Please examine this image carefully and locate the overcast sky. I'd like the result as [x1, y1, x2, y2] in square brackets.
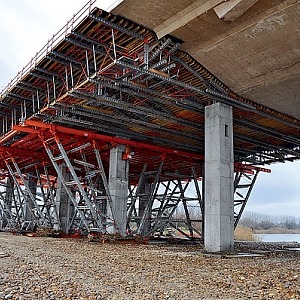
[0, 0, 299, 217]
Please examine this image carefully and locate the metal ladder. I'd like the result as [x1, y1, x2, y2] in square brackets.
[42, 135, 116, 233]
[234, 168, 260, 228]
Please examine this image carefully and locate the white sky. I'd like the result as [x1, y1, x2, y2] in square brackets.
[0, 0, 299, 217]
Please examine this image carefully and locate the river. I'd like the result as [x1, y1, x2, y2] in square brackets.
[256, 233, 300, 243]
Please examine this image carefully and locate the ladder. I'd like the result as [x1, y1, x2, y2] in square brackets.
[234, 168, 259, 228]
[42, 135, 116, 233]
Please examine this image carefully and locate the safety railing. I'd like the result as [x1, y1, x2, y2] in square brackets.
[0, 0, 97, 96]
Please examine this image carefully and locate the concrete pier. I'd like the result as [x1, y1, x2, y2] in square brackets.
[109, 144, 129, 236]
[204, 102, 234, 252]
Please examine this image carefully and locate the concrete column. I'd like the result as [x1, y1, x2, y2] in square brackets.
[138, 176, 151, 236]
[24, 172, 37, 229]
[204, 102, 234, 252]
[108, 144, 129, 236]
[56, 163, 72, 234]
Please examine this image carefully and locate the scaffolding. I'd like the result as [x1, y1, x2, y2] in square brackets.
[0, 2, 299, 238]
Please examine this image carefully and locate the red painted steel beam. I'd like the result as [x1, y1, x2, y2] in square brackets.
[235, 163, 271, 174]
[0, 130, 19, 145]
[14, 120, 205, 160]
[0, 145, 47, 160]
[13, 120, 271, 173]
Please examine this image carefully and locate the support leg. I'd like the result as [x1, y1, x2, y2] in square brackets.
[24, 172, 37, 230]
[138, 176, 151, 236]
[108, 145, 129, 236]
[56, 163, 72, 234]
[2, 177, 14, 228]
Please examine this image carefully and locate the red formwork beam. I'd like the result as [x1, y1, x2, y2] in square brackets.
[13, 120, 271, 174]
[235, 163, 271, 174]
[0, 130, 19, 145]
[14, 120, 205, 160]
[0, 145, 47, 160]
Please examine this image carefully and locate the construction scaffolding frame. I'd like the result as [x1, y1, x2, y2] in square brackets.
[0, 2, 298, 239]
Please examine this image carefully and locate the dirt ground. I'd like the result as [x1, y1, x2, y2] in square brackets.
[0, 232, 299, 300]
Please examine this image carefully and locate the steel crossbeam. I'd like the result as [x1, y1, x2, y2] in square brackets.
[53, 103, 202, 141]
[88, 14, 145, 40]
[235, 119, 300, 145]
[115, 59, 256, 111]
[14, 119, 205, 160]
[89, 77, 206, 119]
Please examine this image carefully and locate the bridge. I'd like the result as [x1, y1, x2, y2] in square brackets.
[0, 0, 299, 252]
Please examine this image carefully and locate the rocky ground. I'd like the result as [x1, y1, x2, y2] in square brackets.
[0, 232, 299, 300]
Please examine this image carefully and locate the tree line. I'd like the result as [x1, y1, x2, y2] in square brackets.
[240, 211, 300, 230]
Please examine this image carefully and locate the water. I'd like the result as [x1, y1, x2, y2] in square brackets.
[256, 233, 300, 243]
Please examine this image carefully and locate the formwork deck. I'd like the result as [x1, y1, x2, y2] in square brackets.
[0, 4, 299, 179]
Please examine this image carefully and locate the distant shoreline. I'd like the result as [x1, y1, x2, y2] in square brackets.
[254, 228, 300, 234]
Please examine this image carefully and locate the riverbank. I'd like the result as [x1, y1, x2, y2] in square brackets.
[254, 228, 300, 234]
[0, 232, 299, 299]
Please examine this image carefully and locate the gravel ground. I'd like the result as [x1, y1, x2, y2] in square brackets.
[0, 232, 299, 300]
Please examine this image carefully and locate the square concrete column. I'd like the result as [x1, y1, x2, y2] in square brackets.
[204, 102, 234, 252]
[108, 144, 129, 236]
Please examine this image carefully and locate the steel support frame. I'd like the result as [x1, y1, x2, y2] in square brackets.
[233, 168, 260, 228]
[0, 1, 276, 238]
[0, 177, 16, 230]
[1, 114, 268, 238]
[41, 134, 117, 234]
[4, 158, 47, 229]
[127, 162, 203, 239]
[0, 160, 261, 239]
[0, 164, 59, 231]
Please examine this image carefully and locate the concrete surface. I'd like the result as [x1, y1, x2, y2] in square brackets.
[113, 0, 300, 120]
[204, 103, 234, 252]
